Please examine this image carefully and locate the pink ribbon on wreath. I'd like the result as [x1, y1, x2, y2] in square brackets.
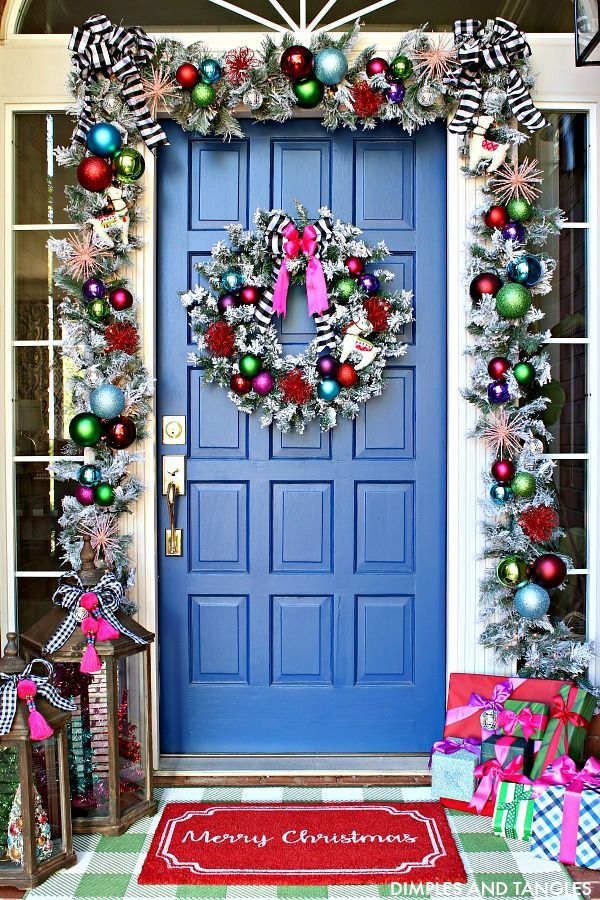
[534, 755, 600, 864]
[445, 678, 525, 740]
[272, 223, 329, 318]
[469, 755, 524, 813]
[498, 706, 547, 740]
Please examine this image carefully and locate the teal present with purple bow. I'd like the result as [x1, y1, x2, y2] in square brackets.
[430, 737, 481, 803]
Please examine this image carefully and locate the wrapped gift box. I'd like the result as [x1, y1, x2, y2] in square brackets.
[430, 738, 480, 803]
[481, 734, 534, 776]
[498, 700, 548, 741]
[529, 683, 596, 779]
[493, 780, 535, 841]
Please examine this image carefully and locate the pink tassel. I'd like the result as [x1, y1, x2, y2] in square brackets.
[16, 679, 54, 740]
[80, 616, 102, 674]
[96, 616, 120, 642]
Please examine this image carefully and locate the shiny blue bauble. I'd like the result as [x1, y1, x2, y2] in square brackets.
[86, 123, 122, 158]
[490, 482, 513, 505]
[199, 58, 222, 84]
[318, 379, 341, 401]
[220, 270, 245, 292]
[90, 384, 126, 420]
[514, 582, 551, 619]
[313, 47, 348, 86]
[78, 464, 102, 487]
[487, 380, 510, 404]
[506, 254, 544, 288]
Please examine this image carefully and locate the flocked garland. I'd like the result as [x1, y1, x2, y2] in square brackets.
[47, 13, 595, 686]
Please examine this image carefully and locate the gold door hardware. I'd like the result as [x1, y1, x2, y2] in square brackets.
[162, 455, 185, 496]
[162, 415, 186, 445]
[165, 481, 183, 556]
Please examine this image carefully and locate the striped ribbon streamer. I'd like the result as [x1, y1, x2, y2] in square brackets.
[0, 660, 75, 735]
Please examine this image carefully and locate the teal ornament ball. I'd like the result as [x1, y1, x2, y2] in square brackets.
[510, 471, 537, 500]
[389, 54, 413, 80]
[318, 379, 341, 401]
[495, 283, 532, 319]
[506, 197, 533, 222]
[112, 147, 145, 183]
[506, 254, 544, 288]
[314, 48, 348, 85]
[69, 412, 102, 448]
[199, 58, 222, 84]
[220, 270, 244, 292]
[78, 464, 102, 487]
[292, 76, 325, 109]
[490, 482, 513, 505]
[336, 277, 356, 301]
[497, 555, 529, 589]
[191, 81, 216, 108]
[90, 384, 125, 420]
[514, 583, 550, 619]
[86, 123, 122, 158]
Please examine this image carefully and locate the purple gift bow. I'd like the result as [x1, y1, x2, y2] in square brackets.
[445, 677, 526, 739]
[428, 737, 481, 768]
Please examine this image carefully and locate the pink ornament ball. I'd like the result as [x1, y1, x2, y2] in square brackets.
[252, 371, 275, 396]
[75, 484, 96, 505]
[345, 256, 365, 277]
[366, 57, 389, 77]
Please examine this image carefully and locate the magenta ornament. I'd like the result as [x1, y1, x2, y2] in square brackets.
[252, 371, 275, 396]
[316, 355, 338, 378]
[366, 57, 389, 77]
[217, 293, 238, 314]
[75, 484, 95, 506]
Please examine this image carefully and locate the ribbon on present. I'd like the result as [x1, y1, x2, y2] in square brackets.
[69, 14, 169, 151]
[530, 685, 593, 778]
[253, 212, 335, 351]
[428, 737, 481, 767]
[0, 659, 75, 740]
[470, 755, 524, 813]
[445, 677, 524, 740]
[535, 755, 600, 865]
[496, 782, 533, 839]
[498, 705, 547, 741]
[446, 18, 547, 135]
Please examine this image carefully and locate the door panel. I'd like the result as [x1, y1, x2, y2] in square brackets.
[157, 118, 447, 754]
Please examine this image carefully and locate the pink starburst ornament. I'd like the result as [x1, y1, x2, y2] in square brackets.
[412, 37, 457, 83]
[80, 512, 120, 565]
[480, 408, 531, 458]
[64, 231, 108, 282]
[489, 157, 543, 205]
[140, 65, 178, 119]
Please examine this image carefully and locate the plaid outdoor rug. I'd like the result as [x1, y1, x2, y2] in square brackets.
[25, 786, 574, 899]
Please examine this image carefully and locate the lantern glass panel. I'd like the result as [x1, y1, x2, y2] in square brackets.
[0, 746, 23, 870]
[575, 0, 600, 64]
[31, 737, 65, 861]
[117, 654, 147, 813]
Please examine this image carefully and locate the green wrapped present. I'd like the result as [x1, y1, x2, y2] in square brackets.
[493, 780, 535, 841]
[497, 700, 548, 741]
[529, 683, 595, 779]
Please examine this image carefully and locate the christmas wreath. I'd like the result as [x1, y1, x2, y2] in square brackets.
[182, 204, 413, 432]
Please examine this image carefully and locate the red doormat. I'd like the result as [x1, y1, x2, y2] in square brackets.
[139, 802, 467, 886]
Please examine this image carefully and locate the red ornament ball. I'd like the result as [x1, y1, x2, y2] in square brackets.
[230, 373, 252, 396]
[366, 57, 389, 77]
[77, 156, 113, 192]
[491, 458, 515, 484]
[336, 363, 359, 388]
[205, 320, 236, 357]
[104, 322, 139, 356]
[487, 356, 511, 380]
[364, 297, 391, 332]
[470, 272, 503, 301]
[518, 505, 560, 543]
[279, 368, 314, 405]
[280, 45, 314, 79]
[176, 63, 199, 89]
[345, 256, 365, 278]
[104, 415, 137, 450]
[530, 553, 567, 589]
[350, 80, 384, 118]
[108, 287, 133, 311]
[484, 205, 509, 230]
[239, 285, 262, 305]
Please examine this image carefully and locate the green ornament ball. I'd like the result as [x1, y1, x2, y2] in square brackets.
[506, 197, 533, 222]
[94, 482, 115, 507]
[191, 81, 216, 108]
[495, 283, 532, 319]
[497, 554, 529, 589]
[112, 147, 145, 183]
[389, 54, 413, 80]
[513, 361, 536, 388]
[510, 471, 537, 499]
[69, 412, 102, 448]
[239, 354, 262, 379]
[292, 76, 324, 109]
[88, 298, 111, 322]
[336, 277, 356, 301]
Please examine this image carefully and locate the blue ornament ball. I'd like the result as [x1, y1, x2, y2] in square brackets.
[78, 464, 102, 487]
[490, 482, 513, 505]
[318, 379, 341, 401]
[86, 123, 122, 158]
[199, 58, 222, 84]
[514, 583, 551, 619]
[487, 380, 510, 404]
[220, 270, 244, 292]
[313, 47, 348, 86]
[506, 254, 544, 288]
[90, 384, 126, 420]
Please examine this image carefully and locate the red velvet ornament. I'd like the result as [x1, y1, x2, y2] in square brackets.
[345, 256, 365, 278]
[484, 205, 509, 230]
[366, 57, 389, 77]
[205, 320, 236, 357]
[104, 322, 139, 355]
[470, 273, 503, 301]
[487, 356, 511, 380]
[176, 63, 199, 89]
[336, 363, 359, 388]
[530, 553, 567, 589]
[491, 458, 515, 484]
[77, 156, 113, 192]
[518, 505, 560, 543]
[279, 369, 314, 405]
[363, 297, 391, 332]
[350, 80, 384, 118]
[280, 46, 313, 79]
[108, 287, 134, 311]
[239, 285, 262, 305]
[230, 373, 252, 396]
[104, 415, 137, 450]
[224, 47, 257, 86]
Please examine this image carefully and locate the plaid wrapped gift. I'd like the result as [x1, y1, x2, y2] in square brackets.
[530, 683, 595, 778]
[481, 734, 534, 776]
[531, 756, 600, 869]
[430, 737, 481, 802]
[498, 700, 548, 741]
[493, 779, 535, 841]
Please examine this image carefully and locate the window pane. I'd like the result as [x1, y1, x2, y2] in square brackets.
[16, 577, 58, 634]
[15, 114, 73, 225]
[542, 343, 586, 455]
[15, 229, 65, 341]
[15, 346, 72, 456]
[529, 231, 587, 339]
[525, 113, 588, 223]
[550, 575, 587, 638]
[555, 459, 587, 569]
[16, 462, 69, 572]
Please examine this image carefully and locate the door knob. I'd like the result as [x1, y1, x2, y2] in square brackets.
[165, 481, 183, 556]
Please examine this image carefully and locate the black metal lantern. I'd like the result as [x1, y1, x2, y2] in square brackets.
[575, 0, 600, 65]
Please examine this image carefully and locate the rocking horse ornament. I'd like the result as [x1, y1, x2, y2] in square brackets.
[467, 115, 510, 172]
[87, 182, 131, 248]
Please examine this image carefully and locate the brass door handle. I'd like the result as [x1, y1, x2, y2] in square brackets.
[165, 481, 183, 556]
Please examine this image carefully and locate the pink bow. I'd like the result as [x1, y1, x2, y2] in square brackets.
[469, 755, 524, 813]
[445, 678, 524, 740]
[498, 706, 546, 740]
[535, 755, 600, 864]
[272, 223, 329, 318]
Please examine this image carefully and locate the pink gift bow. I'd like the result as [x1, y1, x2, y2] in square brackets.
[272, 222, 329, 318]
[533, 755, 600, 865]
[445, 677, 526, 740]
[469, 754, 524, 813]
[428, 737, 481, 767]
[498, 705, 547, 740]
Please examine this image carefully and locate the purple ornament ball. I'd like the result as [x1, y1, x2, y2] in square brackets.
[82, 278, 106, 301]
[75, 484, 96, 506]
[487, 380, 510, 404]
[385, 81, 405, 103]
[316, 355, 338, 378]
[217, 293, 238, 314]
[358, 273, 380, 295]
[252, 371, 275, 396]
[501, 221, 526, 242]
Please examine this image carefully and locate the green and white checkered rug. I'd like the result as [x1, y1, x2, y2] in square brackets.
[25, 786, 574, 900]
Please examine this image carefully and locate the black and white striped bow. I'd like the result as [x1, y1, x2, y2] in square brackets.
[69, 14, 168, 152]
[44, 571, 147, 655]
[253, 212, 336, 352]
[0, 660, 75, 735]
[446, 18, 547, 135]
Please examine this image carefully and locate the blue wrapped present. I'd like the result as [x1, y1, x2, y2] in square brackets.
[430, 737, 481, 803]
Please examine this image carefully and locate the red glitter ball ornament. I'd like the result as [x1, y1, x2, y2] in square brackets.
[350, 80, 384, 118]
[176, 63, 199, 89]
[337, 363, 359, 388]
[230, 373, 252, 395]
[77, 156, 113, 192]
[279, 368, 314, 405]
[205, 320, 236, 357]
[364, 297, 391, 332]
[104, 322, 139, 355]
[518, 505, 560, 543]
[345, 256, 365, 277]
[485, 205, 509, 230]
[491, 458, 515, 484]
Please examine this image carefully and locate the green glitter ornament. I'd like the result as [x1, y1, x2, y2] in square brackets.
[510, 471, 537, 500]
[191, 82, 216, 108]
[389, 55, 413, 79]
[506, 198, 533, 222]
[336, 278, 356, 301]
[495, 283, 532, 319]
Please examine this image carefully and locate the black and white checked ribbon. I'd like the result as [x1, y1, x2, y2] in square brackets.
[0, 659, 75, 735]
[69, 14, 168, 152]
[446, 18, 547, 135]
[44, 571, 147, 655]
[253, 212, 336, 352]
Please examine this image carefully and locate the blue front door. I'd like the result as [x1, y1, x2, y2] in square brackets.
[157, 118, 447, 754]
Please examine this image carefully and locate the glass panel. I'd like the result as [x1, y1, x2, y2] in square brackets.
[525, 113, 588, 223]
[117, 655, 147, 812]
[17, 577, 59, 634]
[576, 0, 600, 65]
[15, 114, 73, 226]
[31, 736, 65, 861]
[540, 230, 587, 339]
[542, 343, 587, 454]
[16, 462, 69, 573]
[15, 229, 66, 341]
[555, 459, 587, 569]
[15, 346, 72, 456]
[0, 746, 22, 869]
[550, 575, 587, 638]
